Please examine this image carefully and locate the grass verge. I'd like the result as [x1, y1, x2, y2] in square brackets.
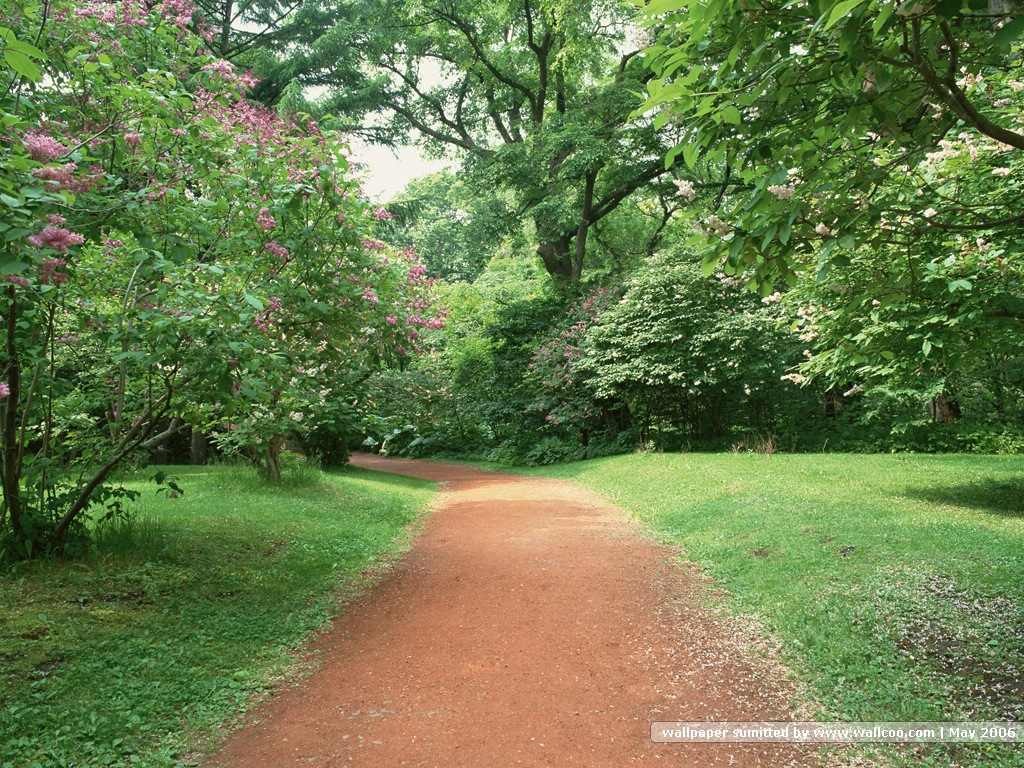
[0, 462, 435, 768]
[526, 453, 1024, 768]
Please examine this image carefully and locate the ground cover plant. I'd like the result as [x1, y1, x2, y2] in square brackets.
[529, 452, 1024, 767]
[0, 462, 434, 768]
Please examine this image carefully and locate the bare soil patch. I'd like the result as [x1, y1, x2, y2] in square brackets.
[207, 454, 822, 767]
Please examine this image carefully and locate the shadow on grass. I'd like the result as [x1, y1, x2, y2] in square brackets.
[334, 465, 439, 492]
[901, 479, 1024, 517]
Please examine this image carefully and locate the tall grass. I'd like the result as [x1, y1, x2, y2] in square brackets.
[0, 462, 435, 768]
[529, 453, 1024, 767]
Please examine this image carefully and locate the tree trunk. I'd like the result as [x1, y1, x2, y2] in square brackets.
[536, 235, 573, 280]
[572, 171, 597, 283]
[1, 287, 23, 538]
[927, 393, 961, 423]
[190, 428, 208, 465]
[264, 435, 284, 482]
[220, 0, 233, 57]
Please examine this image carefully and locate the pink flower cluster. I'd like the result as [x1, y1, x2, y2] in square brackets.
[27, 225, 85, 254]
[265, 241, 288, 258]
[32, 163, 104, 193]
[372, 207, 394, 221]
[23, 131, 68, 162]
[34, 163, 77, 189]
[253, 296, 282, 331]
[257, 208, 277, 230]
[38, 258, 69, 285]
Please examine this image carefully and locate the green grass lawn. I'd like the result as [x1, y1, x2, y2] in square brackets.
[0, 462, 435, 768]
[527, 452, 1024, 767]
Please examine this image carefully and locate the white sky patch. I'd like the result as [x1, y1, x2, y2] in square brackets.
[350, 140, 451, 201]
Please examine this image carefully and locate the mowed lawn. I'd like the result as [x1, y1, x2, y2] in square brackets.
[0, 464, 435, 768]
[529, 453, 1024, 767]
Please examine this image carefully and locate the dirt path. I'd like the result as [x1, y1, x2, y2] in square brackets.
[207, 455, 820, 767]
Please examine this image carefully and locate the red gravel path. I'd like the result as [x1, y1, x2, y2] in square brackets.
[207, 455, 821, 767]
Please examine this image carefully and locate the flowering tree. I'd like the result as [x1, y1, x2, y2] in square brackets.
[635, 0, 1023, 440]
[528, 285, 623, 439]
[637, 0, 1024, 285]
[0, 0, 439, 555]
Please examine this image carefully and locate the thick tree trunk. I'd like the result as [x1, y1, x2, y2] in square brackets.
[190, 428, 208, 465]
[536, 236, 574, 280]
[264, 435, 284, 482]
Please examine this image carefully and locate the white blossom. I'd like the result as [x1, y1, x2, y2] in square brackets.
[674, 178, 697, 202]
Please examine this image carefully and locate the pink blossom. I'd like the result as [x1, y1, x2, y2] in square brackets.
[124, 131, 142, 147]
[33, 163, 77, 189]
[385, 313, 398, 325]
[0, 382, 9, 399]
[3, 275, 31, 287]
[200, 60, 235, 76]
[265, 241, 288, 258]
[27, 226, 85, 254]
[23, 131, 68, 162]
[257, 208, 277, 230]
[362, 287, 379, 304]
[252, 297, 282, 331]
[46, 214, 67, 226]
[768, 184, 795, 200]
[407, 264, 427, 279]
[38, 258, 69, 285]
[372, 207, 394, 220]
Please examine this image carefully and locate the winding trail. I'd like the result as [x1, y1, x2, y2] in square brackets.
[208, 455, 820, 767]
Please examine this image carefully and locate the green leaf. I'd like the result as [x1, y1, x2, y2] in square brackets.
[872, 0, 896, 34]
[993, 16, 1024, 49]
[947, 279, 972, 292]
[7, 39, 44, 61]
[0, 259, 28, 276]
[720, 105, 742, 125]
[824, 0, 870, 30]
[922, 338, 932, 356]
[4, 49, 41, 81]
[244, 294, 264, 311]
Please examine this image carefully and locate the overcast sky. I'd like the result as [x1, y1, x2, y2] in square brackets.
[349, 141, 451, 202]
